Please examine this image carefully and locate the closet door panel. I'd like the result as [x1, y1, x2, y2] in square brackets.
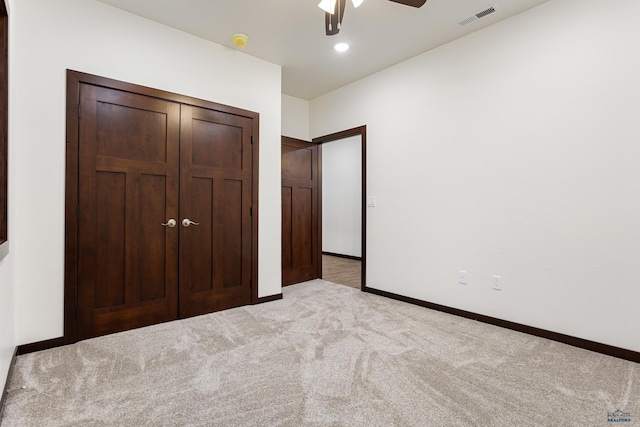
[77, 84, 180, 339]
[179, 105, 253, 318]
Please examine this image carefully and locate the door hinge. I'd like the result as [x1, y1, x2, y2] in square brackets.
[251, 135, 254, 144]
[78, 104, 81, 118]
[250, 207, 253, 216]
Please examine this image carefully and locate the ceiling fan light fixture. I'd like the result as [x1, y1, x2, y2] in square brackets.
[318, 0, 337, 14]
[352, 0, 364, 7]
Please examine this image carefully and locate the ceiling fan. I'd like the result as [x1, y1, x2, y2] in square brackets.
[319, 0, 427, 35]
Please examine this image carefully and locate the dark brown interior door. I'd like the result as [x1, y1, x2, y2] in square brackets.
[77, 84, 180, 339]
[281, 137, 319, 286]
[75, 76, 257, 340]
[178, 105, 253, 317]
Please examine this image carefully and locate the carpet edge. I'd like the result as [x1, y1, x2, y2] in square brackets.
[363, 286, 640, 364]
[0, 345, 17, 422]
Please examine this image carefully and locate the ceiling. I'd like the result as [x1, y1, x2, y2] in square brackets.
[97, 0, 550, 100]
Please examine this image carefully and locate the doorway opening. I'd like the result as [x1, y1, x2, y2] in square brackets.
[313, 126, 366, 290]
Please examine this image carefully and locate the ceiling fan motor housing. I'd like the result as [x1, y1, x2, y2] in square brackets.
[324, 0, 427, 36]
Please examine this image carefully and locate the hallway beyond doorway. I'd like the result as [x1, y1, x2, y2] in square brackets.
[322, 254, 361, 289]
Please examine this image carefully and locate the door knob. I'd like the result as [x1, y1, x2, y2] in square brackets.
[182, 218, 200, 227]
[161, 219, 177, 228]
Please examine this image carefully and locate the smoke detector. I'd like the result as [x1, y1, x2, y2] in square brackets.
[232, 33, 249, 48]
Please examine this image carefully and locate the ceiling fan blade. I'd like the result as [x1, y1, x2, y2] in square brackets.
[325, 0, 347, 35]
[387, 0, 427, 7]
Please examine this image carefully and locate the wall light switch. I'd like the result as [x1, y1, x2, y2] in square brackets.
[492, 275, 502, 290]
[458, 270, 467, 285]
[367, 197, 376, 207]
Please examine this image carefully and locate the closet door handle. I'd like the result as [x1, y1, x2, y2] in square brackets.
[161, 219, 177, 228]
[182, 218, 200, 227]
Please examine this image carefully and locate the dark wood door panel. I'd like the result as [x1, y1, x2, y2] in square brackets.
[192, 120, 242, 170]
[92, 300, 178, 337]
[188, 176, 214, 294]
[190, 107, 252, 172]
[282, 144, 313, 180]
[77, 83, 180, 339]
[281, 137, 319, 286]
[139, 173, 170, 301]
[217, 179, 245, 289]
[94, 170, 126, 309]
[96, 102, 168, 163]
[292, 186, 313, 267]
[282, 185, 318, 285]
[179, 105, 253, 318]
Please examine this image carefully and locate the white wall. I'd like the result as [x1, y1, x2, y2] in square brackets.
[0, 0, 15, 398]
[281, 94, 310, 141]
[0, 252, 14, 396]
[310, 0, 640, 352]
[11, 0, 282, 346]
[322, 136, 362, 257]
[0, 254, 14, 395]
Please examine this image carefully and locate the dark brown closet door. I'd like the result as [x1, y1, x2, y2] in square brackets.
[77, 84, 180, 339]
[178, 105, 253, 317]
[281, 138, 319, 285]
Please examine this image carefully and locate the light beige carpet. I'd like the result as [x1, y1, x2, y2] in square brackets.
[2, 280, 638, 426]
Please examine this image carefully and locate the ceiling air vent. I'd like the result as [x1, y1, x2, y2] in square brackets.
[457, 4, 498, 27]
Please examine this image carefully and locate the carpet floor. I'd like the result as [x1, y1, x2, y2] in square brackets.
[2, 280, 638, 426]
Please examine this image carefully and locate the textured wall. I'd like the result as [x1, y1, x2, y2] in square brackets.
[310, 0, 640, 351]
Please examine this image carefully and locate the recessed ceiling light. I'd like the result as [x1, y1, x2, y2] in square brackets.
[334, 43, 349, 52]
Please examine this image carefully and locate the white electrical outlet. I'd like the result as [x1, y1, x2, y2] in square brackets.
[492, 275, 502, 290]
[458, 270, 467, 285]
[367, 197, 376, 207]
